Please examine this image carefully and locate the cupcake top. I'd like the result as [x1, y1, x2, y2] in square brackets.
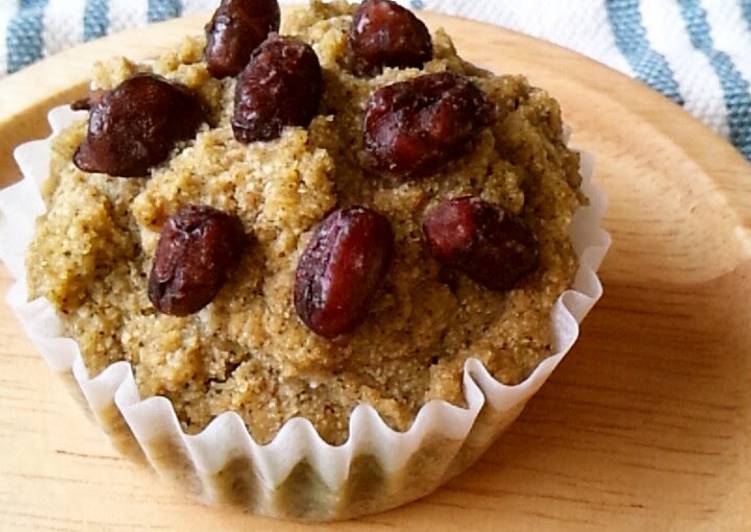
[27, 0, 582, 445]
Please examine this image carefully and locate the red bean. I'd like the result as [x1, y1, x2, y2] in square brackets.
[362, 72, 494, 178]
[148, 205, 246, 316]
[204, 0, 280, 79]
[423, 197, 538, 291]
[232, 34, 322, 143]
[294, 206, 394, 339]
[73, 74, 205, 178]
[349, 0, 432, 76]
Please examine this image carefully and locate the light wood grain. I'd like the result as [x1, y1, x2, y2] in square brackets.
[1, 11, 750, 532]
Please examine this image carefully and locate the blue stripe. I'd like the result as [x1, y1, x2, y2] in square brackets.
[6, 0, 49, 74]
[680, 0, 751, 161]
[148, 0, 182, 23]
[84, 0, 109, 42]
[741, 0, 751, 33]
[606, 0, 684, 105]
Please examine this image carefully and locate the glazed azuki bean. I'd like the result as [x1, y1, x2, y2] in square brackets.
[294, 206, 394, 339]
[204, 0, 281, 79]
[73, 74, 205, 178]
[362, 72, 494, 178]
[148, 205, 246, 316]
[423, 197, 539, 291]
[232, 34, 322, 143]
[349, 0, 432, 77]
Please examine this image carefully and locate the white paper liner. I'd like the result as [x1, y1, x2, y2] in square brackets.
[0, 106, 611, 520]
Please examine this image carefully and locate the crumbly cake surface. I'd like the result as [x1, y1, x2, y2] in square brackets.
[27, 0, 582, 445]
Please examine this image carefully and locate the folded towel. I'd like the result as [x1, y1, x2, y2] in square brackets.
[2, 0, 749, 160]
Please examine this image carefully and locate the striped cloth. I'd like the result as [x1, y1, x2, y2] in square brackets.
[1, 0, 750, 160]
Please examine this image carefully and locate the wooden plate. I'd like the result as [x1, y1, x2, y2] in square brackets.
[1, 11, 750, 531]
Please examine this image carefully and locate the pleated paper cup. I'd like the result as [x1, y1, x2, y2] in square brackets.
[0, 106, 610, 521]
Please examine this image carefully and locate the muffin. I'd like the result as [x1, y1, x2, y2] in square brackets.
[1, 0, 610, 521]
